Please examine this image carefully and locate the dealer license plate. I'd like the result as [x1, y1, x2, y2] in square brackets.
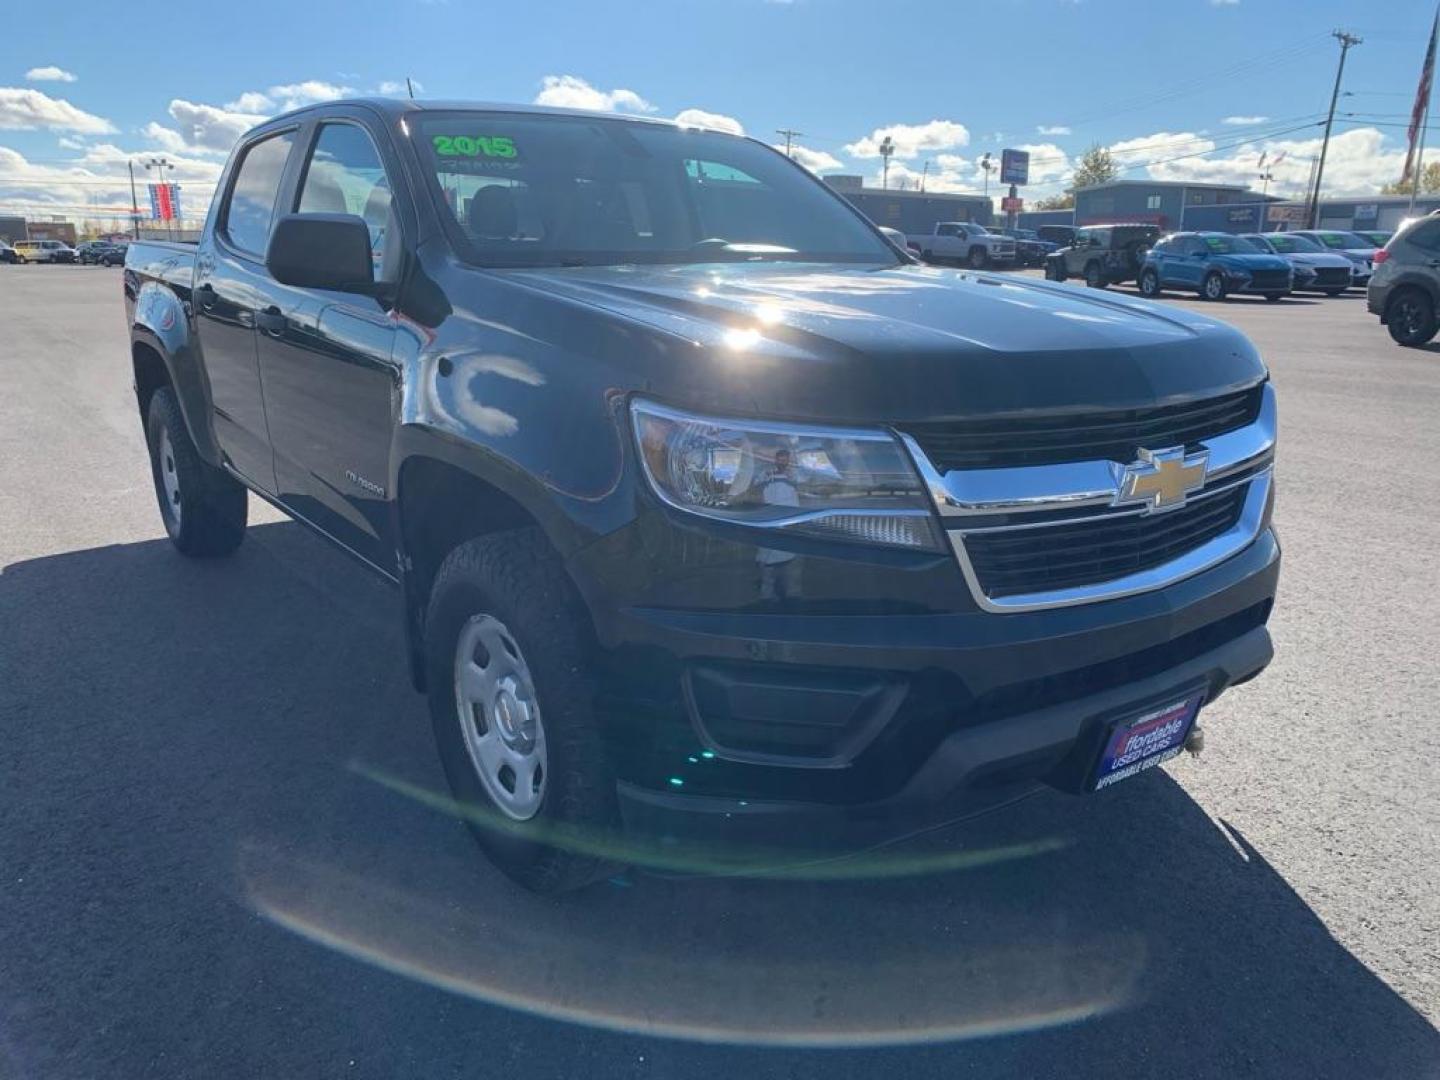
[1090, 694, 1202, 791]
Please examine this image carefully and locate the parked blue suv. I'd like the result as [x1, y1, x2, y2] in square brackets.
[1138, 232, 1293, 302]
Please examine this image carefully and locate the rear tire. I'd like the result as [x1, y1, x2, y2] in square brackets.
[145, 387, 247, 556]
[1084, 261, 1106, 289]
[1138, 269, 1162, 298]
[1386, 287, 1439, 346]
[425, 529, 620, 894]
[1201, 272, 1227, 301]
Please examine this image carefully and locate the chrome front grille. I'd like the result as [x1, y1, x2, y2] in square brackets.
[900, 382, 1276, 611]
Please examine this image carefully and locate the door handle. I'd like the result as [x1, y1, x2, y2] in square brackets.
[255, 306, 287, 337]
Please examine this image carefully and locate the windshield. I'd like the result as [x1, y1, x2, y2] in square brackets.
[1201, 234, 1260, 254]
[415, 113, 896, 268]
[1314, 231, 1370, 249]
[1265, 234, 1321, 253]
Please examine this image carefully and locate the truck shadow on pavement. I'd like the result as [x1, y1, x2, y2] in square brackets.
[2, 519, 1436, 1079]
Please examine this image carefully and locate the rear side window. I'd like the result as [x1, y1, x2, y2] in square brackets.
[224, 131, 295, 257]
[297, 123, 397, 279]
[1403, 220, 1440, 252]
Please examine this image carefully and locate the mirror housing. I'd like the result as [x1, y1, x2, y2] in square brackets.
[266, 213, 375, 292]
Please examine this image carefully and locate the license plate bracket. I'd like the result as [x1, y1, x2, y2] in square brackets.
[1088, 691, 1204, 792]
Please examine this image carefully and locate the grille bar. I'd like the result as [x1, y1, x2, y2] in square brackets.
[907, 385, 1263, 471]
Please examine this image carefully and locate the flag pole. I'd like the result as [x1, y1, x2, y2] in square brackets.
[1412, 89, 1433, 214]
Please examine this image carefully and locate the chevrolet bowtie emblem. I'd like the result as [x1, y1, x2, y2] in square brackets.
[1114, 446, 1210, 512]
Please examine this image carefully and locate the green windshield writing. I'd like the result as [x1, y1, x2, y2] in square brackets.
[433, 135, 517, 159]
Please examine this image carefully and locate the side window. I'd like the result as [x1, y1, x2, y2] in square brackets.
[224, 131, 295, 257]
[298, 123, 397, 279]
[1145, 194, 1162, 210]
[1404, 220, 1440, 251]
[1151, 238, 1170, 255]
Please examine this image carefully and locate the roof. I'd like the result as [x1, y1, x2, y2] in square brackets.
[1074, 179, 1256, 193]
[264, 96, 707, 131]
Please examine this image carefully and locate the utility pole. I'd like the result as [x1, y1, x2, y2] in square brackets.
[879, 136, 895, 190]
[980, 152, 995, 197]
[1309, 29, 1362, 228]
[920, 159, 930, 192]
[406, 77, 416, 100]
[127, 160, 140, 241]
[776, 128, 803, 158]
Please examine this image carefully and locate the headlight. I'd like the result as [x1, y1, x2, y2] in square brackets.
[631, 399, 942, 551]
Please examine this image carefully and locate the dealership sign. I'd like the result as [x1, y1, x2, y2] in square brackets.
[1000, 149, 1030, 186]
[1266, 204, 1308, 224]
[1001, 195, 1024, 212]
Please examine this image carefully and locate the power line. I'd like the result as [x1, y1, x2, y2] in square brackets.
[776, 128, 803, 157]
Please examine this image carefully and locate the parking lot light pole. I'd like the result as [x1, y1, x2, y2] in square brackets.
[127, 161, 140, 241]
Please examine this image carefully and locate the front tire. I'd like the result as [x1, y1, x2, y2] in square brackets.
[1201, 272, 1227, 301]
[1084, 261, 1106, 289]
[1138, 269, 1162, 298]
[968, 247, 988, 269]
[145, 387, 248, 556]
[425, 529, 620, 894]
[1386, 288, 1439, 346]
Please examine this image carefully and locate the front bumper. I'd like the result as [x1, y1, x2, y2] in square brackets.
[596, 527, 1279, 814]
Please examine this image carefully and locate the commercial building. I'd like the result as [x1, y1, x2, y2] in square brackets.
[1070, 180, 1273, 230]
[825, 175, 995, 231]
[0, 215, 26, 243]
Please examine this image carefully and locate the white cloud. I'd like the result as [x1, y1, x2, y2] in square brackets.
[1009, 142, 1071, 185]
[378, 79, 422, 96]
[1107, 125, 1403, 197]
[533, 75, 654, 113]
[141, 122, 189, 154]
[166, 99, 268, 153]
[0, 143, 223, 223]
[845, 120, 969, 160]
[784, 144, 843, 172]
[1223, 115, 1269, 125]
[674, 107, 744, 135]
[1037, 124, 1070, 136]
[25, 66, 77, 83]
[0, 87, 114, 133]
[56, 135, 86, 150]
[224, 91, 274, 113]
[266, 80, 353, 111]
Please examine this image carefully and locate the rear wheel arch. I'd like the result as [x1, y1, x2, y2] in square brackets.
[132, 341, 170, 423]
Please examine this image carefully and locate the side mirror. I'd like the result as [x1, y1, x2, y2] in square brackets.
[266, 213, 375, 292]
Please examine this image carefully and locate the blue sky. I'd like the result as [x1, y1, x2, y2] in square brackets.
[4, 0, 1439, 226]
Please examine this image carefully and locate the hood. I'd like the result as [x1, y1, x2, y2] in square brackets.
[1211, 253, 1291, 271]
[505, 262, 1266, 423]
[1286, 251, 1355, 269]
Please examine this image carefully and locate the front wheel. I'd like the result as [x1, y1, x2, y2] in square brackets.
[1084, 261, 1106, 289]
[145, 387, 248, 556]
[1386, 288, 1439, 346]
[1201, 272, 1228, 301]
[1138, 269, 1162, 298]
[968, 247, 988, 269]
[425, 529, 620, 894]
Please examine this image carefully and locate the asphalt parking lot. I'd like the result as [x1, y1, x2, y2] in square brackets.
[1, 264, 1437, 1078]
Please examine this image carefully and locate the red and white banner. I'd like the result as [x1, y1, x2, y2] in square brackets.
[1402, 8, 1439, 185]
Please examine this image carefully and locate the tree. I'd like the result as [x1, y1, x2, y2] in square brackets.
[1034, 192, 1075, 210]
[1381, 160, 1440, 195]
[1071, 144, 1120, 190]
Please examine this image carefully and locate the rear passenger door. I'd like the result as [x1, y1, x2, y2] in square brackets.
[1171, 236, 1206, 288]
[252, 115, 405, 574]
[195, 126, 299, 491]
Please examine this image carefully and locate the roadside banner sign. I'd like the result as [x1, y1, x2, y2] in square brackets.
[1001, 195, 1024, 212]
[1000, 149, 1030, 186]
[147, 183, 181, 221]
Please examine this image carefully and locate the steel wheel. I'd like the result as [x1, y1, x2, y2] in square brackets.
[156, 426, 183, 531]
[453, 613, 547, 821]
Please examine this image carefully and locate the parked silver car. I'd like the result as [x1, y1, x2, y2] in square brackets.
[1242, 233, 1355, 296]
[1367, 213, 1440, 346]
[1287, 229, 1378, 288]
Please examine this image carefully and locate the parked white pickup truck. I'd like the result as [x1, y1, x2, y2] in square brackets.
[907, 222, 1016, 268]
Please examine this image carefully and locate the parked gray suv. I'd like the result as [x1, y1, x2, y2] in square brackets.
[1367, 213, 1440, 346]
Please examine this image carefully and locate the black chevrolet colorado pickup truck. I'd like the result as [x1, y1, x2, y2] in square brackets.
[124, 100, 1279, 892]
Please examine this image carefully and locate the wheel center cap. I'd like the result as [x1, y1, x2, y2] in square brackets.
[493, 676, 535, 751]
